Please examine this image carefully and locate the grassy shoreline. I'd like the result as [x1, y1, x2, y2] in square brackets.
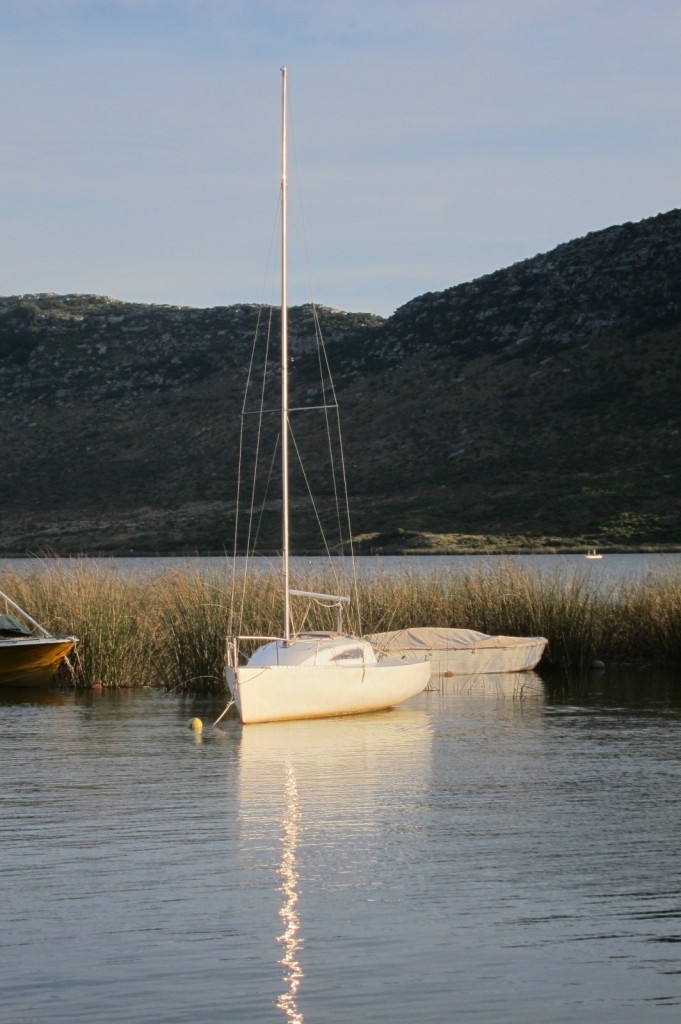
[2, 560, 681, 690]
[2, 536, 681, 560]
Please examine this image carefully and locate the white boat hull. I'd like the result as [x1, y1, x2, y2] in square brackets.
[366, 627, 547, 676]
[226, 659, 431, 724]
[429, 639, 545, 675]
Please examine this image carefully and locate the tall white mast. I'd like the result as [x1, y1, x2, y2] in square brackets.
[280, 65, 291, 643]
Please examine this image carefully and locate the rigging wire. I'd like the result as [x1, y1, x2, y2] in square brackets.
[229, 200, 280, 636]
[230, 78, 362, 639]
[287, 99, 362, 626]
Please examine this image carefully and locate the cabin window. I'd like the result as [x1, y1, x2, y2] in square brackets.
[332, 649, 363, 661]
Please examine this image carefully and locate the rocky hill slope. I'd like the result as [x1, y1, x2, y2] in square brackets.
[2, 208, 681, 554]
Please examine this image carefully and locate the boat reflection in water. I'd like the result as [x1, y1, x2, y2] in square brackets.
[0, 685, 71, 707]
[237, 710, 433, 1022]
[430, 668, 545, 700]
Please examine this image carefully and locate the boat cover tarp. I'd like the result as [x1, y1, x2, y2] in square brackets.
[0, 614, 34, 637]
[366, 627, 545, 651]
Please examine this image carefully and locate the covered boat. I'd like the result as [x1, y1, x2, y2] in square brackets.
[365, 627, 547, 676]
[0, 593, 78, 687]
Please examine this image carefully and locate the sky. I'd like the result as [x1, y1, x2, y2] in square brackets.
[1, 0, 680, 317]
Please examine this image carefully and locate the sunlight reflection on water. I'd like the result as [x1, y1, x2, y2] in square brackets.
[276, 762, 303, 1024]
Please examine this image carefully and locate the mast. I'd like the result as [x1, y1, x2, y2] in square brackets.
[280, 65, 291, 643]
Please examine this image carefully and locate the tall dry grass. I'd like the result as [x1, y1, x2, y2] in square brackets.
[615, 567, 681, 666]
[3, 559, 681, 688]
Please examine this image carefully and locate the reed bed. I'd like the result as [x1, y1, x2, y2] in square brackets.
[3, 559, 681, 689]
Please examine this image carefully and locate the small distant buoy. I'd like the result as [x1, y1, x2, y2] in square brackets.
[90, 682, 103, 692]
[187, 717, 203, 732]
[591, 659, 605, 671]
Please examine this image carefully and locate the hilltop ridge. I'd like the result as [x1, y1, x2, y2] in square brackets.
[2, 208, 680, 554]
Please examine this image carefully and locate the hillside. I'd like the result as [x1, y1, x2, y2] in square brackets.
[2, 209, 681, 555]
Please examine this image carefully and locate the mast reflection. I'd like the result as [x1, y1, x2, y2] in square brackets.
[276, 761, 304, 1023]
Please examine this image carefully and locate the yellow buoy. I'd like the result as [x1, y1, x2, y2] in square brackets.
[187, 717, 203, 732]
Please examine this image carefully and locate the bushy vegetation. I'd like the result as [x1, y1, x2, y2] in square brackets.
[3, 560, 681, 690]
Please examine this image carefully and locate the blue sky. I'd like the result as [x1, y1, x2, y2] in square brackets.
[1, 0, 680, 316]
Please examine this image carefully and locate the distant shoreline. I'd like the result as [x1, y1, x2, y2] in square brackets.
[1, 543, 680, 559]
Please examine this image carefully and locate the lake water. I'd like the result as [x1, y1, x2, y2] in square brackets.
[2, 672, 680, 1023]
[3, 551, 681, 584]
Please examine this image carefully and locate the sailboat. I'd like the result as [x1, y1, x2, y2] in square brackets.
[224, 68, 431, 725]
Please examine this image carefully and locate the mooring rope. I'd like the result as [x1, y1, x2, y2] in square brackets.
[212, 698, 235, 727]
